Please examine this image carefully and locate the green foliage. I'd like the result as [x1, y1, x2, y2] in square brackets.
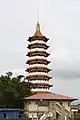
[0, 72, 32, 108]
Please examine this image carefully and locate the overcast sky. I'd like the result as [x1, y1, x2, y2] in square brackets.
[0, 0, 80, 99]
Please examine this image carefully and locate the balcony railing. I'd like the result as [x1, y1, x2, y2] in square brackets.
[29, 64, 47, 68]
[28, 72, 50, 77]
[31, 80, 50, 84]
[30, 40, 45, 44]
[30, 48, 46, 52]
[31, 88, 49, 92]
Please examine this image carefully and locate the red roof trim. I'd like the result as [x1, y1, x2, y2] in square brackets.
[24, 93, 77, 102]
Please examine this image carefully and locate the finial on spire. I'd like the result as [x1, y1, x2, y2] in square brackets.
[37, 0, 39, 22]
[36, 22, 40, 32]
[33, 22, 43, 37]
[32, 0, 43, 37]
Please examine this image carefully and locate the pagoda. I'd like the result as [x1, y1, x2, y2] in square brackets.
[24, 22, 77, 120]
[26, 22, 52, 94]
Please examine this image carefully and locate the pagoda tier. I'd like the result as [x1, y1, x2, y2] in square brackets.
[28, 36, 49, 42]
[26, 75, 51, 81]
[26, 58, 51, 65]
[32, 84, 52, 91]
[31, 82, 53, 87]
[28, 42, 49, 50]
[26, 66, 51, 73]
[30, 83, 53, 93]
[26, 22, 52, 93]
[26, 74, 52, 80]
[27, 50, 50, 57]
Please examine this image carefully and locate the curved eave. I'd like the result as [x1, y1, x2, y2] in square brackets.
[26, 59, 51, 64]
[26, 78, 50, 81]
[27, 51, 50, 57]
[27, 51, 50, 55]
[28, 43, 49, 47]
[32, 91, 52, 94]
[25, 98, 77, 102]
[26, 74, 52, 79]
[28, 36, 49, 42]
[26, 62, 51, 65]
[27, 46, 49, 50]
[24, 93, 78, 102]
[27, 43, 49, 49]
[26, 66, 51, 71]
[26, 70, 51, 73]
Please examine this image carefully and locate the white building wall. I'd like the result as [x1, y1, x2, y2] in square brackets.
[28, 101, 49, 112]
[29, 113, 37, 118]
[24, 101, 71, 119]
[29, 102, 38, 111]
[38, 106, 48, 112]
[62, 102, 71, 111]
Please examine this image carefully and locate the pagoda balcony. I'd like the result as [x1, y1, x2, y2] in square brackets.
[27, 51, 50, 57]
[29, 64, 47, 68]
[31, 88, 49, 92]
[30, 81, 53, 87]
[29, 48, 46, 52]
[27, 58, 51, 65]
[27, 72, 50, 77]
[26, 67, 51, 73]
[31, 80, 50, 84]
[28, 36, 49, 42]
[30, 40, 46, 44]
[28, 56, 48, 60]
[26, 74, 52, 80]
[27, 66, 49, 70]
[28, 43, 49, 50]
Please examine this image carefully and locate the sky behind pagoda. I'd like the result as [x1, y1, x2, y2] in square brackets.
[0, 0, 80, 99]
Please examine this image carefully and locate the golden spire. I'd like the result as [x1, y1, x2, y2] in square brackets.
[36, 22, 40, 32]
[32, 0, 43, 37]
[33, 22, 43, 37]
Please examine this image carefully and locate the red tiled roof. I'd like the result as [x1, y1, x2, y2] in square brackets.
[32, 91, 52, 94]
[24, 93, 77, 102]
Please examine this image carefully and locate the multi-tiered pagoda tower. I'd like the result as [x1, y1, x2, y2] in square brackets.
[26, 22, 52, 93]
[24, 22, 77, 120]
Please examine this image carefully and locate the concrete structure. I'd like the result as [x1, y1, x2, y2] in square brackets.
[24, 93, 76, 120]
[71, 104, 80, 119]
[24, 22, 77, 120]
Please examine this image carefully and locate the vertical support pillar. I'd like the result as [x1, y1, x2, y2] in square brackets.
[54, 102, 56, 120]
[61, 105, 65, 120]
[49, 101, 56, 120]
[58, 115, 61, 120]
[23, 101, 29, 118]
[71, 111, 74, 120]
[49, 101, 53, 120]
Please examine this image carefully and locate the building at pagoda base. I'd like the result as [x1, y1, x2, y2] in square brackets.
[24, 22, 77, 120]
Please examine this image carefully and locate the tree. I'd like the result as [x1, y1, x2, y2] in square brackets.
[0, 72, 32, 108]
